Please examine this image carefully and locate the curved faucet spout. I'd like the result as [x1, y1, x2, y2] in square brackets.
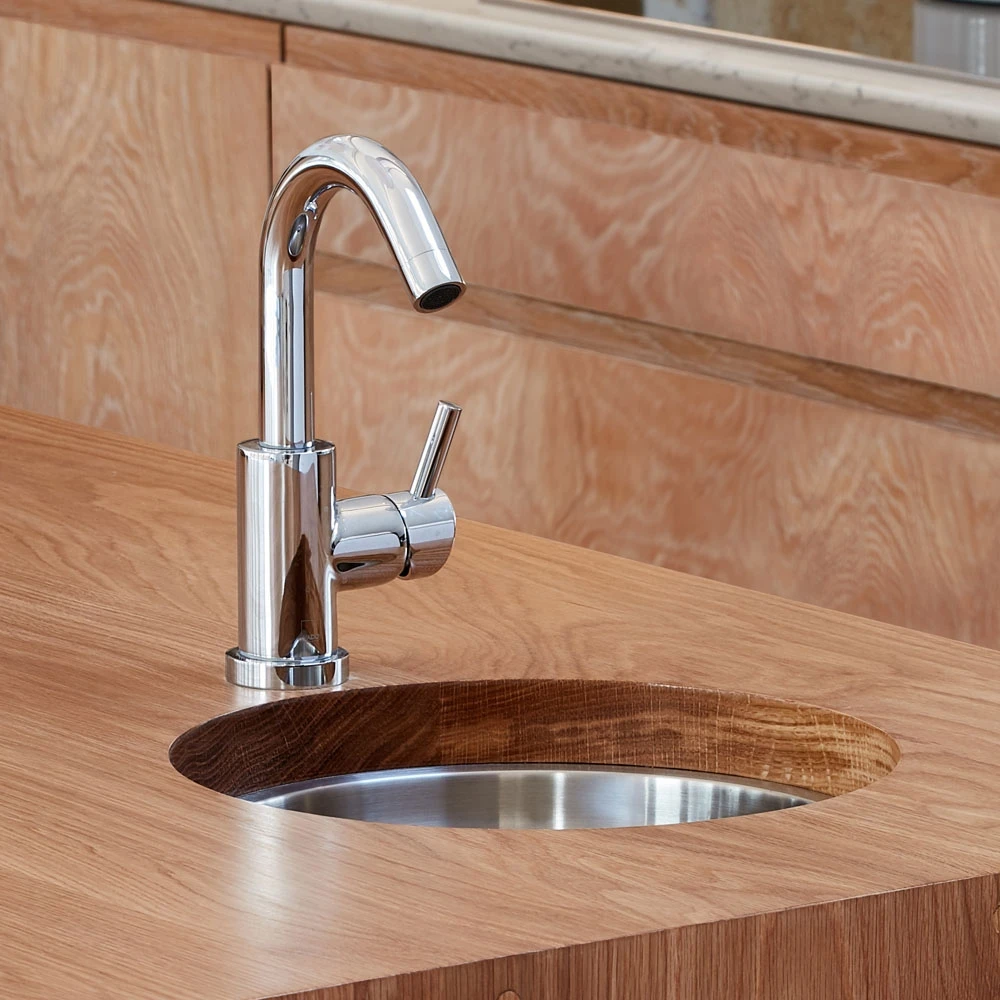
[259, 135, 465, 449]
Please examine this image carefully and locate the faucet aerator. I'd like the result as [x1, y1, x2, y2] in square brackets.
[417, 282, 464, 312]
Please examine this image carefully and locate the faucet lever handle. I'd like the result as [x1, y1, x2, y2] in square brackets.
[410, 401, 462, 499]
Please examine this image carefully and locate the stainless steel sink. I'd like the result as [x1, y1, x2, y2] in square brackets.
[242, 763, 826, 830]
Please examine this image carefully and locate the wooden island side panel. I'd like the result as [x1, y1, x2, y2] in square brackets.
[280, 873, 1000, 999]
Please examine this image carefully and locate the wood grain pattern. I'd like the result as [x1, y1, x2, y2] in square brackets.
[317, 251, 1000, 442]
[0, 0, 281, 60]
[314, 291, 1000, 649]
[0, 17, 265, 457]
[285, 27, 1000, 195]
[273, 63, 1000, 396]
[4, 407, 1000, 997]
[170, 679, 899, 797]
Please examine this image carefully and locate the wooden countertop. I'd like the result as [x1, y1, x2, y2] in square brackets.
[3, 405, 1000, 998]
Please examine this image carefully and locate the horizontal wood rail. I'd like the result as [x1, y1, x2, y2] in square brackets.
[315, 251, 1000, 442]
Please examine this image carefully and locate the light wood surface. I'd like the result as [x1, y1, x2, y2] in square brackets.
[0, 0, 281, 59]
[713, 0, 912, 60]
[317, 251, 1000, 442]
[3, 406, 1000, 997]
[313, 290, 1000, 650]
[285, 26, 1000, 196]
[508, 0, 912, 61]
[273, 61, 1000, 396]
[0, 16, 266, 457]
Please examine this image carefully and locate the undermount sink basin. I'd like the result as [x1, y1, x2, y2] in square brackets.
[241, 763, 825, 830]
[170, 679, 899, 831]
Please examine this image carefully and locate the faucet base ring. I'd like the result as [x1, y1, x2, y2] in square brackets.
[225, 648, 350, 690]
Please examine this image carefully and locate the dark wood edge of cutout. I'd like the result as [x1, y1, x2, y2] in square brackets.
[170, 678, 901, 799]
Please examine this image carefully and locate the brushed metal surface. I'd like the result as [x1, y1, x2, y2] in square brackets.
[243, 763, 826, 829]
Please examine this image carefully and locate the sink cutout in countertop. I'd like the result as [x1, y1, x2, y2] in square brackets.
[169, 678, 900, 831]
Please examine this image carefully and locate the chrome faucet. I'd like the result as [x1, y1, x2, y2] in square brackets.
[225, 135, 465, 689]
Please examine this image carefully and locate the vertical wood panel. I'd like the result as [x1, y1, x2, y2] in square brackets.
[273, 63, 1000, 397]
[315, 291, 1000, 648]
[0, 17, 266, 456]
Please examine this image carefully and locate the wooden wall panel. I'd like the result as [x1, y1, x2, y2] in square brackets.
[0, 0, 281, 60]
[274, 63, 1000, 397]
[0, 17, 266, 456]
[315, 291, 1000, 649]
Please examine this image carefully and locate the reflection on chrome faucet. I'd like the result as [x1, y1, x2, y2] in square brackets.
[225, 135, 465, 690]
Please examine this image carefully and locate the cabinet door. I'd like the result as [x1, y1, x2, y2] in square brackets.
[271, 41, 1000, 649]
[275, 38, 1000, 397]
[0, 17, 268, 456]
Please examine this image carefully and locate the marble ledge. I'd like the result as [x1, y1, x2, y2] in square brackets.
[170, 0, 1000, 145]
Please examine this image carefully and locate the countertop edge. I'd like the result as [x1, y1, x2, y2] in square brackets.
[166, 0, 1000, 145]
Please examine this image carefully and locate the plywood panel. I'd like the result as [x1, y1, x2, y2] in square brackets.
[274, 63, 1000, 396]
[315, 291, 1000, 648]
[0, 0, 282, 60]
[0, 17, 266, 456]
[286, 27, 1000, 194]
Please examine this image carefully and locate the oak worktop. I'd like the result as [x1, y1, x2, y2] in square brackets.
[3, 405, 1000, 998]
